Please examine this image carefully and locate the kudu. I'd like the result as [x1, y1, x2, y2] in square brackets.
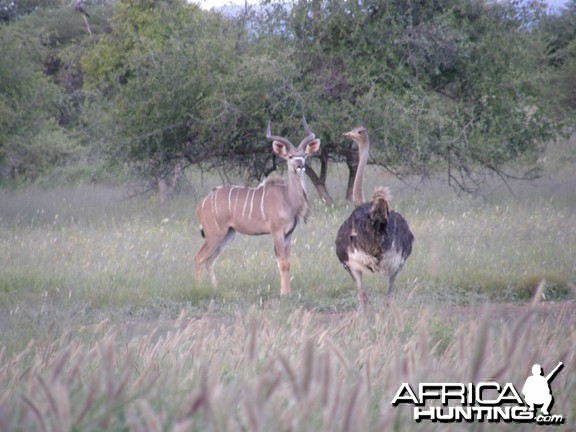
[194, 120, 321, 295]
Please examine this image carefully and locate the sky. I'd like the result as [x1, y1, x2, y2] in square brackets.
[197, 0, 248, 9]
[197, 0, 571, 11]
[547, 0, 570, 8]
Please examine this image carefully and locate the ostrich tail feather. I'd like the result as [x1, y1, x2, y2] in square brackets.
[370, 187, 391, 224]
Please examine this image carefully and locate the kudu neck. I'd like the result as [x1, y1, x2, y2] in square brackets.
[286, 168, 309, 221]
[287, 168, 307, 198]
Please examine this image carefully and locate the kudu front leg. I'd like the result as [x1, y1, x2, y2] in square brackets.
[272, 231, 292, 295]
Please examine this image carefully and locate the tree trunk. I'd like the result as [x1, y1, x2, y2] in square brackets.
[305, 148, 334, 206]
[157, 158, 183, 203]
[306, 167, 334, 205]
[345, 143, 359, 202]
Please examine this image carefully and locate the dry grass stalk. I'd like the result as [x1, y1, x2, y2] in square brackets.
[0, 301, 574, 430]
[531, 278, 547, 306]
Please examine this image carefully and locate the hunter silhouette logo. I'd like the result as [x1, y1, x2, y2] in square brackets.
[391, 361, 565, 425]
[522, 362, 563, 417]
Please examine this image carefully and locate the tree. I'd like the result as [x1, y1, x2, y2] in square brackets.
[0, 0, 114, 182]
[0, 11, 77, 181]
[540, 0, 576, 113]
[78, 0, 565, 199]
[256, 0, 562, 196]
[0, 0, 62, 23]
[82, 0, 305, 198]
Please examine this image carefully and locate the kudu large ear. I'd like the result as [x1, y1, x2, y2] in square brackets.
[267, 120, 294, 159]
[305, 138, 321, 157]
[298, 117, 320, 156]
[272, 141, 289, 158]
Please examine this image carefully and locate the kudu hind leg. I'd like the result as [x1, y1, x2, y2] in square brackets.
[205, 229, 236, 286]
[195, 228, 236, 286]
[195, 241, 211, 281]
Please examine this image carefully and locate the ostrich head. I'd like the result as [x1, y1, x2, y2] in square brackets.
[342, 126, 369, 150]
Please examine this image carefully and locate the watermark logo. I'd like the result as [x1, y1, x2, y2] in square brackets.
[391, 361, 565, 425]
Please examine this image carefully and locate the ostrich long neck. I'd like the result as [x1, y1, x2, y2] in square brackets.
[352, 141, 369, 207]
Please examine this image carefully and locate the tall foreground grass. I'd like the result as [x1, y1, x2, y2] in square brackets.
[1, 304, 575, 430]
[1, 138, 575, 430]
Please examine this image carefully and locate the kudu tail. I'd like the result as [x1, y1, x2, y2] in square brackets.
[196, 200, 206, 238]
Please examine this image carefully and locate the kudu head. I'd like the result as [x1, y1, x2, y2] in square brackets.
[266, 118, 321, 176]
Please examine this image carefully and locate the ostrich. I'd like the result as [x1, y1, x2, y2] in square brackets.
[335, 126, 414, 305]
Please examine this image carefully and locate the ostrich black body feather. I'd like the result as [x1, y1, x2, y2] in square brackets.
[336, 203, 413, 275]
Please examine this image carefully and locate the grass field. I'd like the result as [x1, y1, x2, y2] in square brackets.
[1, 137, 575, 430]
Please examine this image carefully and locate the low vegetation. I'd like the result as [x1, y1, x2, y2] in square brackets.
[2, 304, 575, 431]
[1, 138, 575, 430]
